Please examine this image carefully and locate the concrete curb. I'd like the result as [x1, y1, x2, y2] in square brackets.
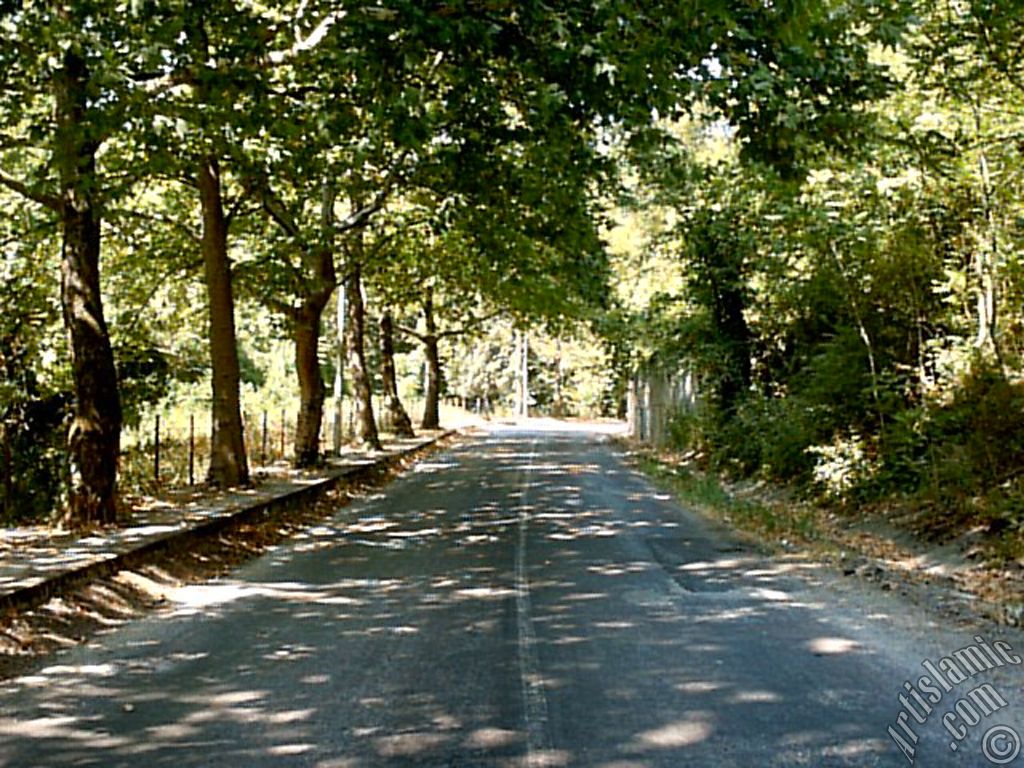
[0, 430, 456, 616]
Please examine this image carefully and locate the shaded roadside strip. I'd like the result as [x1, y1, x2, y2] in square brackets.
[0, 432, 454, 616]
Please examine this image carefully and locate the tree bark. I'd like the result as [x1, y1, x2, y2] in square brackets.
[379, 309, 415, 438]
[1, 424, 10, 520]
[291, 238, 336, 467]
[553, 337, 564, 417]
[519, 331, 529, 418]
[198, 155, 249, 486]
[55, 48, 122, 527]
[421, 289, 441, 430]
[332, 286, 346, 453]
[292, 304, 328, 466]
[252, 180, 337, 467]
[344, 261, 382, 450]
[975, 146, 1002, 365]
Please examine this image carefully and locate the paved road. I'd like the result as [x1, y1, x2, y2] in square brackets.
[0, 425, 1022, 767]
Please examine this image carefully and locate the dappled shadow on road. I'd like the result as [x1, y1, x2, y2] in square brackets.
[0, 430, 946, 766]
[0, 567, 527, 766]
[494, 432, 906, 767]
[0, 435, 536, 766]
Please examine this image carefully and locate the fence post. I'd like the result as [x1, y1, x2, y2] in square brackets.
[154, 414, 161, 484]
[188, 414, 195, 486]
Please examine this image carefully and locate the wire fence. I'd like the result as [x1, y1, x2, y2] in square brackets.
[118, 396, 443, 494]
[121, 404, 355, 494]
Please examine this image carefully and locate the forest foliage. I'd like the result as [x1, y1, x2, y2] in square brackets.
[1, 0, 1016, 542]
[614, 0, 1024, 550]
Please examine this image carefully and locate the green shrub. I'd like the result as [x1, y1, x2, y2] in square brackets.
[0, 391, 67, 524]
[756, 397, 823, 483]
[872, 406, 931, 495]
[950, 365, 1024, 488]
[665, 406, 706, 453]
[866, 362, 1024, 529]
[700, 393, 823, 484]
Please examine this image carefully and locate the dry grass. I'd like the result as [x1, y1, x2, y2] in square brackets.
[623, 439, 1024, 628]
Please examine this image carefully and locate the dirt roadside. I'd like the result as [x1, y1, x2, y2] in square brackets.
[621, 440, 1024, 631]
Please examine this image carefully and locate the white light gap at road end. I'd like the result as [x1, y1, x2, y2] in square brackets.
[515, 438, 554, 767]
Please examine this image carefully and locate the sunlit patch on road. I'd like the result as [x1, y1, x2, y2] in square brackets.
[0, 427, 1011, 766]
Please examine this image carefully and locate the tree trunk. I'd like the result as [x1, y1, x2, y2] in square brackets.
[830, 242, 883, 430]
[519, 331, 529, 418]
[553, 337, 564, 417]
[332, 286, 346, 453]
[379, 310, 415, 438]
[344, 262, 381, 450]
[715, 288, 751, 416]
[198, 155, 249, 486]
[1, 424, 10, 520]
[293, 304, 327, 467]
[975, 147, 1002, 364]
[513, 331, 521, 417]
[292, 239, 335, 467]
[294, 185, 338, 466]
[708, 254, 751, 416]
[420, 289, 441, 430]
[55, 49, 122, 527]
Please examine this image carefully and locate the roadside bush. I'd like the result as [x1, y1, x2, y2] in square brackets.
[701, 393, 823, 484]
[0, 264, 66, 524]
[755, 397, 823, 484]
[943, 365, 1024, 490]
[874, 406, 931, 493]
[665, 407, 705, 453]
[866, 362, 1024, 529]
[0, 377, 67, 524]
[809, 432, 873, 499]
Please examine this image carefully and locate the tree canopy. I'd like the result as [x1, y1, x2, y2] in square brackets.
[6, 0, 1018, 541]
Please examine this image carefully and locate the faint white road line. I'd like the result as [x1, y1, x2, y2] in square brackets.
[516, 439, 552, 767]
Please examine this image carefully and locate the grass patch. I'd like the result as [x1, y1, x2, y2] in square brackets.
[637, 455, 730, 508]
[631, 447, 832, 555]
[626, 440, 1024, 627]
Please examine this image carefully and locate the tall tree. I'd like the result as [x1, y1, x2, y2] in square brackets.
[418, 286, 442, 430]
[195, 153, 249, 485]
[241, 173, 388, 464]
[239, 174, 338, 467]
[378, 309, 415, 437]
[153, 0, 300, 485]
[342, 234, 382, 450]
[0, 4, 125, 525]
[908, 0, 1024, 366]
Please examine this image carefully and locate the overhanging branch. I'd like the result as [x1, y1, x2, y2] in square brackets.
[0, 170, 59, 210]
[396, 323, 427, 342]
[437, 310, 502, 339]
[112, 207, 202, 243]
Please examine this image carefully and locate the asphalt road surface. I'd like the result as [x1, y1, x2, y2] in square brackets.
[1, 424, 1022, 767]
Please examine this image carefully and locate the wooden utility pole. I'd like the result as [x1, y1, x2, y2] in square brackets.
[517, 330, 529, 419]
[332, 285, 346, 454]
